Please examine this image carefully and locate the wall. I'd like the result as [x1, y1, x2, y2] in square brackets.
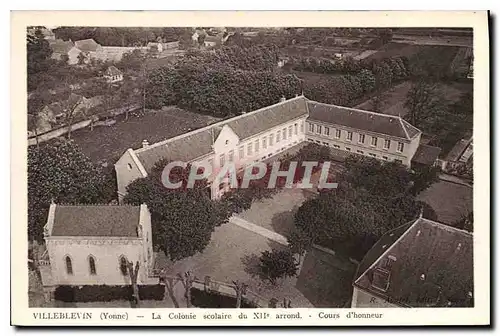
[351, 287, 400, 308]
[115, 149, 147, 202]
[45, 237, 149, 286]
[306, 120, 412, 166]
[28, 119, 92, 146]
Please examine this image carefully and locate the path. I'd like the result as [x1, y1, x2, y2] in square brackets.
[229, 216, 288, 246]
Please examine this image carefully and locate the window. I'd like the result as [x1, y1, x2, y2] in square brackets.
[239, 146, 244, 159]
[335, 129, 341, 138]
[288, 126, 292, 138]
[294, 123, 298, 135]
[384, 139, 391, 149]
[262, 138, 267, 149]
[269, 134, 274, 146]
[247, 143, 253, 156]
[382, 156, 388, 160]
[127, 163, 132, 170]
[207, 158, 213, 168]
[357, 150, 364, 154]
[333, 144, 340, 149]
[308, 123, 314, 132]
[300, 122, 304, 133]
[120, 256, 128, 276]
[323, 142, 329, 146]
[371, 136, 378, 146]
[397, 142, 404, 152]
[225, 140, 229, 145]
[395, 159, 403, 164]
[345, 147, 351, 151]
[89, 256, 96, 275]
[324, 127, 330, 136]
[228, 150, 234, 162]
[276, 130, 281, 143]
[359, 134, 365, 144]
[347, 131, 353, 141]
[316, 125, 322, 134]
[282, 128, 287, 140]
[254, 140, 260, 153]
[369, 153, 377, 158]
[219, 154, 225, 167]
[65, 256, 73, 275]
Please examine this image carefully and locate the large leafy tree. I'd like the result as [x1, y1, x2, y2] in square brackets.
[27, 27, 53, 75]
[28, 140, 114, 240]
[124, 160, 230, 261]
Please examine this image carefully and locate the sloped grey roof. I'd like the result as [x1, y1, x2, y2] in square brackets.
[105, 66, 123, 76]
[50, 39, 74, 54]
[354, 218, 473, 307]
[412, 144, 442, 165]
[307, 101, 420, 140]
[51, 205, 141, 237]
[75, 39, 100, 52]
[134, 96, 308, 172]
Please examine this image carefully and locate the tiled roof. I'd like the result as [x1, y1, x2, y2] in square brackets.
[135, 96, 308, 172]
[105, 66, 123, 76]
[49, 39, 74, 54]
[354, 218, 473, 307]
[51, 205, 141, 237]
[74, 39, 100, 52]
[307, 101, 421, 140]
[445, 138, 472, 162]
[412, 144, 442, 165]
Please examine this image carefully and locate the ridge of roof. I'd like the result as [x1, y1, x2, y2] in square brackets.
[307, 99, 400, 120]
[399, 116, 411, 140]
[134, 95, 306, 154]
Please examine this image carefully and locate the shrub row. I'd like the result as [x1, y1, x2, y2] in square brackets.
[54, 284, 165, 302]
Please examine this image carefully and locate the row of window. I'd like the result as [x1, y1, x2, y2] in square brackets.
[64, 255, 131, 276]
[308, 139, 403, 164]
[307, 123, 405, 152]
[215, 122, 304, 167]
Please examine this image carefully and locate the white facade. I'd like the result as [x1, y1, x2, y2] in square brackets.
[305, 119, 421, 167]
[42, 204, 154, 286]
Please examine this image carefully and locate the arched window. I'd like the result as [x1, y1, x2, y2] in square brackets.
[119, 256, 128, 276]
[89, 256, 97, 275]
[65, 256, 73, 275]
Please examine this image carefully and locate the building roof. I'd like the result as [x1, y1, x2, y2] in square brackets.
[411, 144, 442, 166]
[74, 38, 100, 52]
[45, 93, 84, 116]
[49, 39, 75, 54]
[134, 96, 309, 172]
[50, 205, 142, 237]
[354, 217, 473, 307]
[445, 138, 472, 162]
[307, 101, 421, 140]
[105, 66, 123, 77]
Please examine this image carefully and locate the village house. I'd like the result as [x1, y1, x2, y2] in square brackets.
[74, 38, 103, 63]
[49, 39, 81, 65]
[351, 216, 473, 308]
[39, 203, 155, 288]
[115, 96, 428, 202]
[103, 66, 124, 83]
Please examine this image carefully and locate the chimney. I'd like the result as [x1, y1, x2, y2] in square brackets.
[142, 139, 149, 148]
[280, 96, 286, 102]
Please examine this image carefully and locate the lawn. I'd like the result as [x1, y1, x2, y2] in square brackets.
[69, 106, 219, 164]
[354, 80, 472, 117]
[417, 180, 473, 225]
[364, 43, 424, 61]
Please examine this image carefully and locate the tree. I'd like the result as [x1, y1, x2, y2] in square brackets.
[357, 69, 376, 93]
[454, 211, 473, 232]
[232, 280, 248, 308]
[370, 93, 386, 113]
[410, 164, 440, 195]
[28, 140, 113, 241]
[404, 80, 447, 130]
[287, 226, 313, 263]
[180, 271, 195, 307]
[377, 29, 393, 45]
[126, 261, 140, 308]
[124, 160, 229, 261]
[27, 27, 52, 75]
[259, 249, 298, 285]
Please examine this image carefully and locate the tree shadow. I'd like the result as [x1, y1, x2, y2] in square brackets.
[270, 205, 301, 238]
[241, 253, 266, 281]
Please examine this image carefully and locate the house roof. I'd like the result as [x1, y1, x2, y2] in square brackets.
[134, 96, 308, 172]
[307, 101, 421, 140]
[74, 38, 100, 52]
[445, 138, 472, 162]
[354, 217, 473, 307]
[204, 35, 220, 43]
[412, 144, 442, 165]
[50, 205, 142, 237]
[49, 39, 75, 54]
[105, 66, 123, 77]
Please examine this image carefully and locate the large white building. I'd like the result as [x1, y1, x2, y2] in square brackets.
[115, 96, 433, 202]
[40, 203, 155, 287]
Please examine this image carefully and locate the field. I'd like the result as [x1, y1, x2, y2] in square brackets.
[354, 80, 472, 117]
[364, 43, 425, 61]
[70, 106, 219, 164]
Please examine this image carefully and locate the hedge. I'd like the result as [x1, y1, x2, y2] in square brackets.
[190, 287, 258, 308]
[54, 284, 165, 302]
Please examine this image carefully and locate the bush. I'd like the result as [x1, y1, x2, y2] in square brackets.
[54, 284, 165, 302]
[259, 249, 298, 285]
[190, 287, 258, 308]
